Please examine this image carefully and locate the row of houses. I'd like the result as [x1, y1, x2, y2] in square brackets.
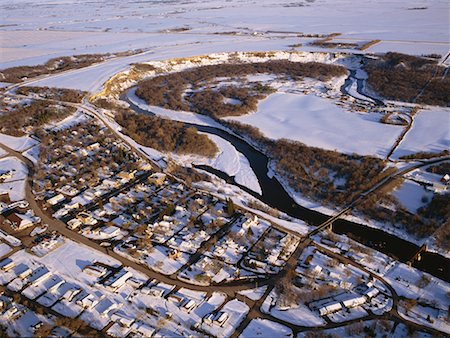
[317, 285, 381, 316]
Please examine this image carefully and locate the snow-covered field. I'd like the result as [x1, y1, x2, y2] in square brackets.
[229, 92, 403, 157]
[393, 180, 434, 213]
[392, 108, 450, 160]
[1, 0, 448, 70]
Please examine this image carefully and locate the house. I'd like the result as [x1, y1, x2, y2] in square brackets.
[87, 142, 100, 151]
[148, 173, 166, 186]
[181, 299, 197, 313]
[169, 249, 181, 260]
[364, 287, 380, 299]
[4, 212, 36, 230]
[427, 182, 448, 194]
[105, 270, 133, 291]
[342, 296, 366, 308]
[47, 194, 65, 206]
[131, 322, 155, 337]
[76, 294, 100, 309]
[67, 218, 82, 230]
[0, 171, 13, 181]
[18, 267, 33, 279]
[28, 267, 51, 284]
[1, 260, 15, 272]
[83, 265, 108, 278]
[4, 305, 24, 320]
[77, 212, 97, 225]
[99, 225, 121, 238]
[319, 302, 342, 316]
[205, 311, 229, 326]
[101, 302, 120, 317]
[111, 313, 135, 328]
[117, 170, 136, 181]
[62, 288, 81, 302]
[57, 185, 79, 197]
[48, 279, 65, 294]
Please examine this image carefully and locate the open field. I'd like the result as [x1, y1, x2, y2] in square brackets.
[1, 0, 448, 69]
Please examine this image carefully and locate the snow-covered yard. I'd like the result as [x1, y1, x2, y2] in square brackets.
[261, 290, 326, 327]
[240, 318, 292, 338]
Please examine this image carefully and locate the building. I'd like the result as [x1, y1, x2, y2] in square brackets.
[342, 296, 366, 308]
[77, 212, 97, 225]
[4, 212, 36, 230]
[67, 218, 82, 230]
[148, 173, 166, 186]
[364, 287, 380, 299]
[319, 302, 342, 316]
[117, 170, 136, 181]
[47, 194, 65, 206]
[0, 171, 13, 181]
[169, 249, 181, 260]
[57, 185, 79, 197]
[105, 270, 133, 291]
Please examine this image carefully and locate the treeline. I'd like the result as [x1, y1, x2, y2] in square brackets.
[426, 162, 450, 176]
[0, 100, 75, 136]
[269, 139, 389, 206]
[399, 149, 449, 160]
[114, 109, 218, 157]
[0, 54, 107, 83]
[365, 52, 450, 106]
[136, 60, 346, 118]
[16, 86, 87, 103]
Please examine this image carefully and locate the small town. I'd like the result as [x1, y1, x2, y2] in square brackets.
[0, 110, 448, 337]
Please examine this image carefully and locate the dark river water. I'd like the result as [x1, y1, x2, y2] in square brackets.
[121, 88, 449, 282]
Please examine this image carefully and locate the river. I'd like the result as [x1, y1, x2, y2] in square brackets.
[121, 85, 449, 282]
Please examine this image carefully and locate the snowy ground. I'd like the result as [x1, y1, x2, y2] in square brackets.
[393, 180, 434, 213]
[240, 318, 292, 338]
[392, 107, 450, 160]
[261, 290, 326, 327]
[22, 145, 40, 165]
[0, 134, 38, 152]
[0, 243, 12, 258]
[228, 92, 404, 158]
[197, 134, 262, 195]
